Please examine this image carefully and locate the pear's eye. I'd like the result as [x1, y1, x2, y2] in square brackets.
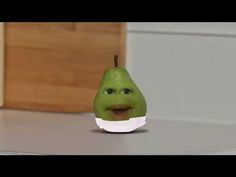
[121, 88, 133, 95]
[105, 88, 115, 95]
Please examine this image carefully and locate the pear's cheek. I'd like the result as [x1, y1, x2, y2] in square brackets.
[129, 104, 146, 117]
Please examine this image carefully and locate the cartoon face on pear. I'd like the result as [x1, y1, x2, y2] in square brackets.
[93, 55, 147, 121]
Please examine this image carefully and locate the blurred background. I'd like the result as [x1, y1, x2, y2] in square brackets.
[1, 22, 236, 124]
[127, 23, 236, 124]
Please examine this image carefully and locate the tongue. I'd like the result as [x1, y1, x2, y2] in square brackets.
[112, 109, 129, 120]
[113, 109, 127, 114]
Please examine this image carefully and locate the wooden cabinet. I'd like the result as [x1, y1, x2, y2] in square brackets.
[0, 23, 3, 107]
[3, 23, 126, 112]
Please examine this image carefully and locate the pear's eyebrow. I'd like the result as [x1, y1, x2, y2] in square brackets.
[103, 87, 117, 92]
[103, 87, 115, 90]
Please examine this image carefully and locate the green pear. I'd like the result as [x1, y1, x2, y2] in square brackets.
[93, 55, 147, 121]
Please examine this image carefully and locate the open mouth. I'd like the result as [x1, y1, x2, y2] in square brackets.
[107, 105, 132, 121]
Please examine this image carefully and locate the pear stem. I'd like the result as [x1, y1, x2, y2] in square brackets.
[114, 55, 119, 67]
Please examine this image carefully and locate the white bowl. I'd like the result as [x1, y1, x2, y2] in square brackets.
[95, 116, 146, 133]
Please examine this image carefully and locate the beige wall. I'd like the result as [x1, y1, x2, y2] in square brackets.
[127, 23, 236, 124]
[0, 23, 3, 107]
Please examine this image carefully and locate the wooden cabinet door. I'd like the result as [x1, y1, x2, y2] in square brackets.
[0, 23, 3, 107]
[4, 23, 126, 112]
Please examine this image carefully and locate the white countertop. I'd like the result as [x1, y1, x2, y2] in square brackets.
[0, 109, 236, 155]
